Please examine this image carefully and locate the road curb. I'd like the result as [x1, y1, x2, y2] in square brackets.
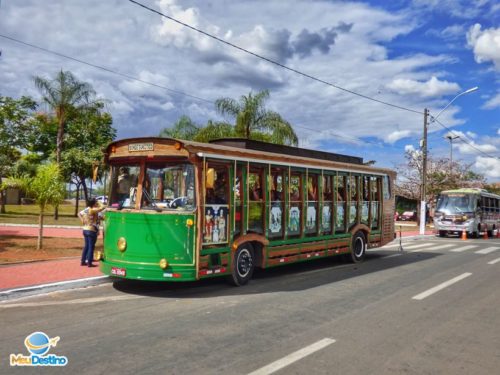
[0, 276, 112, 302]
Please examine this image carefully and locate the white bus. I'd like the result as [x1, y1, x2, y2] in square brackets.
[434, 188, 500, 238]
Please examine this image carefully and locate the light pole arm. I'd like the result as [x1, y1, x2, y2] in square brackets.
[432, 86, 478, 121]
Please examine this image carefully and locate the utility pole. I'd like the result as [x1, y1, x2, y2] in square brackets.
[446, 135, 459, 174]
[419, 108, 429, 235]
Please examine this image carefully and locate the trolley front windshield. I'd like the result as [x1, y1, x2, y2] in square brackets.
[109, 162, 196, 211]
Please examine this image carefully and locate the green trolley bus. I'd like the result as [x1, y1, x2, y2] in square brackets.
[100, 137, 396, 285]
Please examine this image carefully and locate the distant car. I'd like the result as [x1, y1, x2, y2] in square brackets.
[400, 211, 416, 221]
[394, 212, 400, 221]
[95, 195, 108, 204]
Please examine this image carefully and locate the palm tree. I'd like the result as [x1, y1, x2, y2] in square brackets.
[34, 70, 96, 164]
[193, 120, 235, 143]
[215, 90, 298, 146]
[159, 115, 201, 140]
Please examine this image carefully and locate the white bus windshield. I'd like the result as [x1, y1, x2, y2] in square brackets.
[436, 194, 476, 214]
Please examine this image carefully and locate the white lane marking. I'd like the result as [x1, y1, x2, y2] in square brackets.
[412, 273, 472, 300]
[449, 245, 477, 253]
[488, 257, 500, 265]
[247, 338, 335, 375]
[475, 247, 500, 255]
[402, 243, 432, 250]
[428, 244, 455, 250]
[0, 295, 142, 308]
[410, 243, 454, 252]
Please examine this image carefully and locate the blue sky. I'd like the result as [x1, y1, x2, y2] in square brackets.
[0, 0, 499, 180]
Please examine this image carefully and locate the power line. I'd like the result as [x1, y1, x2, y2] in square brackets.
[432, 117, 499, 160]
[0, 34, 415, 151]
[128, 0, 424, 116]
[293, 123, 406, 149]
[0, 34, 214, 104]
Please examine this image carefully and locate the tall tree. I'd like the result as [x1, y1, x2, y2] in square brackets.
[34, 70, 96, 164]
[215, 89, 298, 146]
[0, 95, 37, 213]
[159, 115, 200, 140]
[61, 102, 116, 214]
[193, 120, 235, 143]
[34, 70, 100, 219]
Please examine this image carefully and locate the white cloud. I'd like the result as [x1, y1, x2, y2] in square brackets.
[153, 0, 218, 51]
[387, 130, 413, 143]
[412, 0, 492, 19]
[474, 156, 500, 178]
[426, 24, 466, 40]
[467, 24, 500, 70]
[454, 140, 497, 155]
[387, 76, 460, 98]
[0, 0, 494, 168]
[482, 93, 500, 109]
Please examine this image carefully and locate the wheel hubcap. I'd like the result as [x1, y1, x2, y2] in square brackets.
[354, 237, 364, 258]
[237, 249, 252, 278]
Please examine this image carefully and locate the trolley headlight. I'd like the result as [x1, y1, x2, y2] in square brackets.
[159, 258, 168, 269]
[117, 237, 127, 252]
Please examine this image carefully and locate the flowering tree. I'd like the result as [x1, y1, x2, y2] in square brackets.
[395, 149, 485, 207]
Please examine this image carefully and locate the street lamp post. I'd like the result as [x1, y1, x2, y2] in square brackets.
[419, 86, 478, 235]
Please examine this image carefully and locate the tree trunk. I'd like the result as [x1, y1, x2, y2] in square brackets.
[74, 183, 80, 217]
[37, 210, 44, 250]
[0, 176, 5, 214]
[81, 177, 89, 202]
[56, 111, 64, 164]
[54, 111, 65, 221]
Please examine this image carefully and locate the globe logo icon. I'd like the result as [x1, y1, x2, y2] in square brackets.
[24, 332, 52, 356]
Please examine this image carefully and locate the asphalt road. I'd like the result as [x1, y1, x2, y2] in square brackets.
[1, 237, 499, 375]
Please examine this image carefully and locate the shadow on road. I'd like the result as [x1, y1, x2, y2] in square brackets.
[112, 250, 441, 299]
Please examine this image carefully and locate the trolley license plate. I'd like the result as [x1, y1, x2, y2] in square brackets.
[111, 267, 126, 277]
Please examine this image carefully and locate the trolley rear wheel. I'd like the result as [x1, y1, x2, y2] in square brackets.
[348, 231, 366, 263]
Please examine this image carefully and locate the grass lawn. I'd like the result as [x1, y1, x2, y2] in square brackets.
[0, 235, 103, 264]
[0, 203, 82, 226]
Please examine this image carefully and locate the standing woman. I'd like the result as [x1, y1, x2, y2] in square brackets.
[78, 198, 106, 267]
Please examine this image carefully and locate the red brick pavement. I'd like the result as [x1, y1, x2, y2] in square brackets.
[0, 225, 81, 238]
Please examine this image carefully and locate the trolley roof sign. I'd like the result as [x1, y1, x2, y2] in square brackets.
[128, 142, 154, 152]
